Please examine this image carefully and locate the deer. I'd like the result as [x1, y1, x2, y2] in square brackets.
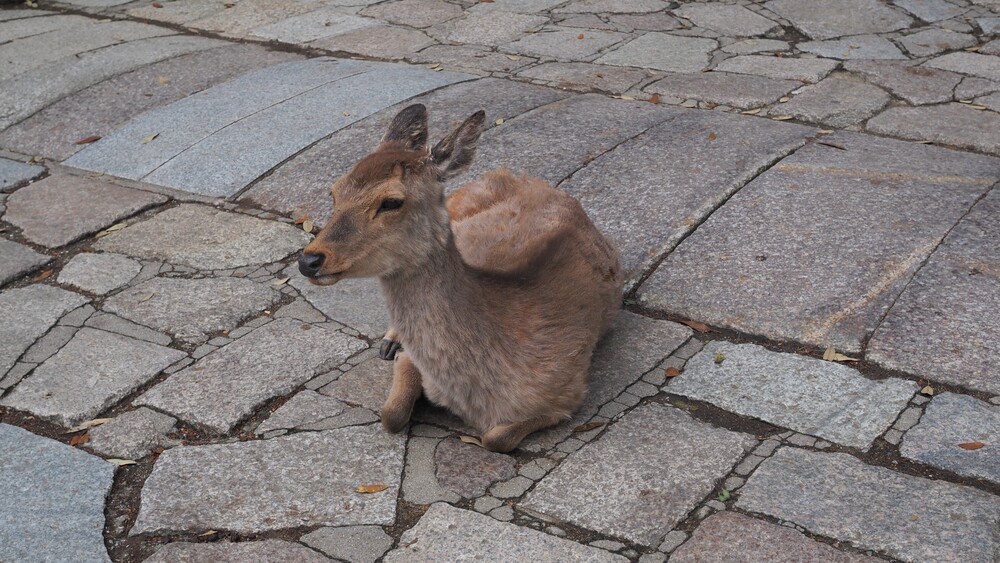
[297, 104, 624, 452]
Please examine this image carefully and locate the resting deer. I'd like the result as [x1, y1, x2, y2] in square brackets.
[298, 104, 623, 452]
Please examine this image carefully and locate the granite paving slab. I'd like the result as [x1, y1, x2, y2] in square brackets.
[408, 44, 537, 74]
[523, 404, 756, 546]
[301, 526, 393, 563]
[765, 0, 913, 39]
[0, 156, 43, 190]
[520, 311, 691, 451]
[255, 390, 349, 434]
[738, 448, 1000, 562]
[188, 0, 328, 37]
[95, 204, 310, 270]
[673, 3, 779, 37]
[843, 60, 962, 105]
[5, 174, 166, 248]
[0, 44, 302, 161]
[0, 284, 88, 376]
[248, 9, 377, 43]
[102, 276, 278, 341]
[562, 109, 812, 281]
[714, 55, 839, 83]
[318, 356, 393, 412]
[0, 424, 114, 563]
[899, 393, 998, 483]
[868, 190, 1000, 394]
[669, 342, 916, 449]
[898, 28, 977, 57]
[434, 437, 516, 498]
[242, 77, 568, 222]
[646, 71, 800, 110]
[133, 425, 405, 534]
[554, 0, 669, 13]
[0, 327, 185, 427]
[640, 132, 1000, 353]
[428, 12, 548, 46]
[0, 9, 57, 22]
[125, 0, 232, 26]
[384, 503, 628, 562]
[595, 32, 717, 73]
[0, 14, 93, 44]
[517, 62, 648, 95]
[671, 512, 878, 562]
[289, 270, 390, 338]
[504, 26, 626, 60]
[0, 238, 50, 287]
[469, 0, 568, 13]
[893, 0, 967, 22]
[145, 541, 332, 563]
[86, 407, 180, 460]
[57, 253, 141, 295]
[866, 103, 1000, 155]
[777, 74, 890, 127]
[924, 52, 1000, 81]
[310, 24, 435, 60]
[360, 0, 463, 28]
[137, 319, 365, 433]
[798, 35, 907, 60]
[721, 38, 791, 55]
[0, 34, 224, 132]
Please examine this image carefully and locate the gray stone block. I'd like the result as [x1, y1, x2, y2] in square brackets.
[301, 526, 394, 563]
[0, 238, 50, 287]
[435, 437, 516, 498]
[843, 60, 962, 105]
[428, 11, 547, 46]
[893, 0, 967, 22]
[403, 436, 462, 505]
[361, 0, 463, 28]
[87, 407, 180, 460]
[249, 9, 376, 43]
[0, 424, 114, 563]
[518, 63, 647, 95]
[673, 4, 779, 36]
[384, 503, 627, 562]
[596, 33, 717, 73]
[866, 103, 1000, 155]
[504, 26, 626, 60]
[187, 0, 337, 36]
[57, 253, 140, 294]
[776, 74, 891, 127]
[714, 55, 839, 83]
[738, 448, 1000, 562]
[145, 541, 331, 563]
[0, 284, 88, 377]
[523, 404, 755, 546]
[255, 390, 349, 434]
[798, 35, 906, 60]
[898, 28, 977, 57]
[900, 393, 998, 483]
[290, 270, 390, 339]
[310, 24, 435, 60]
[0, 156, 43, 190]
[648, 71, 799, 110]
[924, 52, 1000, 81]
[765, 0, 912, 39]
[721, 39, 791, 55]
[20, 325, 78, 364]
[554, 0, 668, 14]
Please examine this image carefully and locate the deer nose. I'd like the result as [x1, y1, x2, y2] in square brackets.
[298, 252, 324, 277]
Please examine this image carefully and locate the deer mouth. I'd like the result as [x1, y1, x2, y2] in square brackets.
[308, 270, 346, 286]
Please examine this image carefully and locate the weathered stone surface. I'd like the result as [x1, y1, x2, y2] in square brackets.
[1, 328, 185, 427]
[470, 0, 567, 13]
[672, 512, 877, 563]
[562, 110, 812, 280]
[893, 0, 967, 22]
[242, 78, 567, 222]
[648, 71, 799, 109]
[0, 423, 114, 563]
[145, 541, 331, 563]
[956, 76, 1000, 98]
[555, 0, 668, 13]
[596, 33, 716, 73]
[738, 448, 1000, 562]
[978, 91, 1000, 111]
[311, 25, 435, 60]
[96, 205, 310, 270]
[670, 342, 916, 448]
[673, 3, 778, 36]
[138, 319, 364, 433]
[5, 174, 166, 248]
[765, 0, 913, 39]
[0, 9, 58, 23]
[403, 436, 462, 505]
[319, 356, 392, 411]
[20, 325, 77, 364]
[868, 191, 1000, 394]
[103, 276, 277, 341]
[87, 407, 180, 460]
[301, 526, 393, 563]
[256, 390, 349, 434]
[0, 238, 50, 287]
[898, 28, 977, 57]
[290, 271, 389, 338]
[523, 404, 755, 546]
[714, 55, 839, 83]
[385, 503, 627, 562]
[799, 35, 907, 60]
[57, 253, 140, 294]
[429, 12, 547, 46]
[0, 284, 88, 376]
[249, 9, 376, 43]
[640, 132, 1000, 353]
[361, 0, 462, 28]
[608, 12, 683, 31]
[777, 74, 890, 127]
[979, 16, 1000, 33]
[188, 0, 327, 36]
[505, 26, 626, 60]
[0, 44, 302, 162]
[518, 62, 647, 94]
[924, 52, 1000, 81]
[721, 38, 791, 55]
[408, 44, 536, 74]
[866, 103, 1000, 155]
[844, 60, 962, 104]
[434, 438, 516, 498]
[84, 313, 172, 346]
[0, 156, 43, 190]
[899, 393, 998, 483]
[126, 0, 231, 26]
[133, 426, 405, 534]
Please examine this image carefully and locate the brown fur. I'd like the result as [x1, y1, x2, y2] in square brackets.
[301, 105, 623, 452]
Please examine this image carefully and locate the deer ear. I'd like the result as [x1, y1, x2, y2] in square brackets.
[431, 110, 485, 181]
[381, 104, 428, 151]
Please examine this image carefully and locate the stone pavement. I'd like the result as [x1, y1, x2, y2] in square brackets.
[0, 1, 998, 562]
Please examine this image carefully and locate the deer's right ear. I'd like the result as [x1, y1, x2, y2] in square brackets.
[381, 104, 428, 151]
[431, 110, 485, 181]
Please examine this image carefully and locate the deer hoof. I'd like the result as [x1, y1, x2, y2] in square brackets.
[379, 338, 402, 361]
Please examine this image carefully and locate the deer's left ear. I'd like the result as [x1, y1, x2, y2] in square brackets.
[431, 110, 485, 181]
[381, 104, 428, 151]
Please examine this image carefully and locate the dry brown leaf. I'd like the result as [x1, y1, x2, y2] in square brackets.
[96, 222, 127, 238]
[31, 269, 54, 282]
[141, 132, 159, 144]
[272, 277, 290, 287]
[818, 129, 833, 135]
[741, 108, 761, 115]
[355, 484, 390, 493]
[138, 293, 154, 303]
[917, 140, 933, 144]
[293, 215, 310, 225]
[506, 55, 521, 61]
[428, 63, 441, 70]
[959, 100, 973, 104]
[681, 320, 710, 333]
[664, 367, 682, 378]
[771, 115, 794, 121]
[707, 132, 716, 141]
[156, 75, 170, 85]
[572, 421, 605, 433]
[495, 118, 505, 125]
[198, 530, 218, 537]
[649, 94, 660, 105]
[107, 459, 137, 466]
[968, 104, 987, 110]
[958, 441, 985, 450]
[151, 1, 163, 7]
[75, 135, 101, 145]
[778, 96, 791, 103]
[823, 346, 858, 362]
[67, 418, 112, 433]
[69, 433, 91, 446]
[577, 33, 585, 39]
[302, 220, 314, 233]
[920, 385, 935, 396]
[458, 435, 483, 447]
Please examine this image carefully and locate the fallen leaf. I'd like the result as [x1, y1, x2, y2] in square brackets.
[96, 222, 127, 238]
[817, 129, 833, 135]
[302, 220, 314, 233]
[67, 418, 112, 433]
[917, 140, 933, 144]
[817, 141, 847, 150]
[778, 96, 791, 103]
[138, 293, 154, 303]
[664, 367, 682, 378]
[920, 385, 935, 396]
[428, 63, 441, 70]
[959, 100, 973, 104]
[717, 488, 731, 502]
[355, 484, 390, 493]
[613, 95, 635, 101]
[577, 34, 585, 39]
[70, 433, 91, 446]
[107, 459, 137, 466]
[459, 435, 483, 447]
[293, 215, 310, 225]
[714, 352, 725, 364]
[707, 132, 716, 141]
[506, 55, 521, 61]
[958, 441, 985, 450]
[770, 115, 794, 121]
[75, 135, 101, 145]
[30, 269, 54, 282]
[272, 277, 290, 287]
[152, 1, 163, 7]
[741, 108, 761, 115]
[968, 104, 987, 110]
[156, 75, 169, 85]
[572, 421, 605, 433]
[198, 530, 218, 537]
[141, 132, 159, 144]
[495, 118, 505, 125]
[30, 155, 43, 163]
[964, 46, 979, 52]
[822, 346, 858, 362]
[681, 320, 710, 333]
[649, 94, 660, 104]
[911, 515, 920, 521]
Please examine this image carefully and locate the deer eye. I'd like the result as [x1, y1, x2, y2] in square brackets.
[377, 198, 404, 214]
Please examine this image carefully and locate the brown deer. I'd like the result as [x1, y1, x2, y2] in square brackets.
[298, 104, 623, 452]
